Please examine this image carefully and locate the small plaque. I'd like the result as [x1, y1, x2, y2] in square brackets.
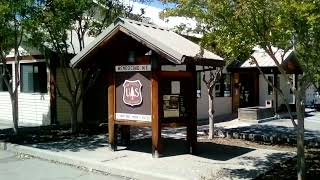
[116, 113, 151, 121]
[115, 65, 151, 72]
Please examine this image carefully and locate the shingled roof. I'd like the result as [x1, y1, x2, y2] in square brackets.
[70, 18, 223, 67]
[241, 47, 294, 68]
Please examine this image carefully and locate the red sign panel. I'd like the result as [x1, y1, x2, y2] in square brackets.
[122, 80, 143, 106]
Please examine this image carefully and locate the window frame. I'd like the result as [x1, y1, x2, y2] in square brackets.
[215, 73, 231, 97]
[20, 62, 48, 93]
[0, 64, 13, 92]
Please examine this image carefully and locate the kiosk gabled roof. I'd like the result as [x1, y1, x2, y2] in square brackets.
[70, 18, 223, 67]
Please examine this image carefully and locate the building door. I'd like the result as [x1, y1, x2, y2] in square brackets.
[239, 73, 257, 108]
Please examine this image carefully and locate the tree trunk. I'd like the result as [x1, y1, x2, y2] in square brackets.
[11, 94, 19, 135]
[70, 103, 78, 134]
[296, 92, 305, 180]
[208, 92, 215, 139]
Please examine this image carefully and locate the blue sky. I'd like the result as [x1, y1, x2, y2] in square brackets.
[147, 0, 175, 9]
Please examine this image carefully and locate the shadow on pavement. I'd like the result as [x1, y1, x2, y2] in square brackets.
[127, 138, 254, 160]
[221, 152, 293, 179]
[28, 135, 109, 152]
[29, 135, 254, 161]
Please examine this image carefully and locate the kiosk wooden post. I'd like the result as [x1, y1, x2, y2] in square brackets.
[151, 72, 161, 157]
[108, 72, 117, 151]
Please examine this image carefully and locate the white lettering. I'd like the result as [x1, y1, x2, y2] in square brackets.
[115, 113, 151, 121]
[115, 65, 151, 72]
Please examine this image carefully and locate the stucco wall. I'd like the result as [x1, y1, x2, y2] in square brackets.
[197, 70, 232, 119]
[259, 74, 295, 107]
[56, 68, 83, 125]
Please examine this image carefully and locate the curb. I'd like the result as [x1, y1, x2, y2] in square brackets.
[0, 141, 181, 180]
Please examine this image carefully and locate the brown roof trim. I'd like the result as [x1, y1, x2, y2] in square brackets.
[183, 56, 225, 67]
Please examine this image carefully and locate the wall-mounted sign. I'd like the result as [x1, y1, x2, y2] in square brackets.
[115, 65, 151, 72]
[123, 80, 143, 106]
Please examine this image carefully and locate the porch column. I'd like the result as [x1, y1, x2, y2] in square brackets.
[273, 72, 278, 113]
[294, 73, 298, 104]
[232, 73, 240, 113]
[186, 64, 197, 154]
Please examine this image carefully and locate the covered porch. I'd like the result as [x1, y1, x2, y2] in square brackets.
[228, 47, 303, 121]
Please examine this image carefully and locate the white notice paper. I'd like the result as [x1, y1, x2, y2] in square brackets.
[171, 81, 180, 94]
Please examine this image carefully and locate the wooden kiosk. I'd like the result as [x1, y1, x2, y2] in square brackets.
[109, 61, 200, 158]
[70, 18, 224, 158]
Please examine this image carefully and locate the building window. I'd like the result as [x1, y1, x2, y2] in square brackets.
[215, 74, 231, 97]
[21, 62, 47, 93]
[0, 64, 12, 92]
[267, 76, 274, 95]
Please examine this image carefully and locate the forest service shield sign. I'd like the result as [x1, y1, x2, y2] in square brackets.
[123, 80, 143, 106]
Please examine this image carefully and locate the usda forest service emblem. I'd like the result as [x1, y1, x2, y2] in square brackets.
[122, 80, 143, 106]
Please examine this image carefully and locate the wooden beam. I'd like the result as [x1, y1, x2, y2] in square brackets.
[108, 71, 117, 151]
[115, 120, 151, 127]
[151, 72, 161, 158]
[184, 56, 225, 67]
[159, 71, 192, 79]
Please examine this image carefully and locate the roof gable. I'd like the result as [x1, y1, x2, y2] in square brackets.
[70, 18, 223, 67]
[241, 47, 293, 68]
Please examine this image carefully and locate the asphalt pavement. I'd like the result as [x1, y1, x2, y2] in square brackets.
[0, 150, 127, 180]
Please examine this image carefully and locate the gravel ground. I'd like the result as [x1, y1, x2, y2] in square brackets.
[199, 136, 320, 180]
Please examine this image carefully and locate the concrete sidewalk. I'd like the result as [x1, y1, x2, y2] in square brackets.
[1, 135, 293, 180]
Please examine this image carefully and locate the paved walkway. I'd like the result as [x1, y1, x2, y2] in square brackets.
[1, 136, 293, 180]
[1, 110, 318, 179]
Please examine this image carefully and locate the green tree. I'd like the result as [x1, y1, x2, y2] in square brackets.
[0, 0, 34, 135]
[161, 0, 320, 179]
[28, 0, 147, 133]
[201, 66, 223, 139]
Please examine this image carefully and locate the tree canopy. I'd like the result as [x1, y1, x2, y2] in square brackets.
[0, 0, 34, 57]
[161, 0, 320, 82]
[161, 1, 320, 179]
